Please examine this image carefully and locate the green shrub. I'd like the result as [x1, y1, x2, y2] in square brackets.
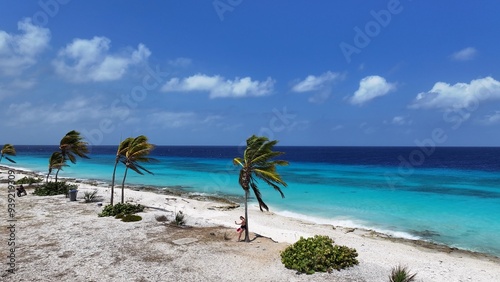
[83, 190, 98, 203]
[280, 235, 358, 274]
[33, 182, 77, 196]
[175, 210, 185, 226]
[121, 214, 142, 222]
[98, 203, 145, 217]
[16, 176, 42, 185]
[389, 265, 417, 282]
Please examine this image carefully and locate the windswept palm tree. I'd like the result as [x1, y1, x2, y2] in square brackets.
[55, 130, 90, 179]
[59, 130, 90, 164]
[110, 137, 133, 206]
[0, 144, 17, 163]
[120, 135, 156, 203]
[233, 135, 289, 242]
[47, 152, 67, 183]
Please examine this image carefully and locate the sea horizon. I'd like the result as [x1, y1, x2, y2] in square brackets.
[4, 145, 500, 257]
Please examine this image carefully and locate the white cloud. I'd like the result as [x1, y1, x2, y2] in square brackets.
[450, 47, 477, 61]
[148, 111, 224, 128]
[350, 75, 396, 105]
[389, 116, 412, 126]
[168, 57, 192, 68]
[53, 36, 151, 82]
[5, 96, 126, 126]
[480, 111, 500, 125]
[291, 71, 341, 92]
[410, 76, 500, 110]
[0, 18, 50, 75]
[161, 74, 275, 98]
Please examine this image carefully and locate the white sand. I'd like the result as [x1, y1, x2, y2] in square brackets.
[1, 167, 499, 281]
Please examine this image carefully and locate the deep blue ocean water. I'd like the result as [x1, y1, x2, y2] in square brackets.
[5, 145, 500, 257]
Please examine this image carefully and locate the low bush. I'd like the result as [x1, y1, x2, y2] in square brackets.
[389, 265, 417, 282]
[16, 176, 42, 185]
[83, 190, 98, 203]
[280, 235, 358, 274]
[98, 203, 145, 217]
[33, 182, 77, 196]
[121, 214, 142, 222]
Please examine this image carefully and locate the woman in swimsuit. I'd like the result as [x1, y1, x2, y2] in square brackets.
[235, 216, 246, 241]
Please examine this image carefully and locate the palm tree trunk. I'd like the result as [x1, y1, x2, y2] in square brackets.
[110, 159, 119, 206]
[121, 167, 129, 204]
[244, 189, 249, 242]
[55, 168, 60, 183]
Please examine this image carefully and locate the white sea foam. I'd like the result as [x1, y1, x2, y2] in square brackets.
[275, 209, 421, 241]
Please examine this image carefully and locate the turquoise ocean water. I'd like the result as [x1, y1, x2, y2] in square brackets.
[5, 146, 500, 257]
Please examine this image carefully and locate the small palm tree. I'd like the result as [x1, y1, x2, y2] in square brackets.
[47, 152, 67, 183]
[0, 144, 17, 163]
[233, 135, 289, 242]
[110, 137, 133, 206]
[55, 130, 89, 179]
[120, 135, 156, 203]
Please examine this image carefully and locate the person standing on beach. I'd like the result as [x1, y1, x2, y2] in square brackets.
[235, 216, 246, 241]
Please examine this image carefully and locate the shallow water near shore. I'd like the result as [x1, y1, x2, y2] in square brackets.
[7, 145, 500, 257]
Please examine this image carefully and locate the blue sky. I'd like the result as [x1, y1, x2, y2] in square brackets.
[1, 1, 500, 146]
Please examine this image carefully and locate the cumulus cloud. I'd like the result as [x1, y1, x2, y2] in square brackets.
[450, 47, 477, 61]
[0, 18, 50, 75]
[410, 76, 500, 110]
[161, 74, 275, 98]
[291, 71, 343, 103]
[291, 71, 341, 92]
[350, 75, 396, 105]
[53, 36, 151, 82]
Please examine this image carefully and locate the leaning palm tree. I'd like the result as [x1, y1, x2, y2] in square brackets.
[59, 130, 90, 164]
[110, 137, 133, 205]
[120, 135, 156, 203]
[55, 130, 90, 179]
[233, 135, 289, 242]
[47, 152, 67, 183]
[0, 144, 17, 163]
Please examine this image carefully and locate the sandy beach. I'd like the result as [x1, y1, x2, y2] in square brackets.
[1, 167, 499, 282]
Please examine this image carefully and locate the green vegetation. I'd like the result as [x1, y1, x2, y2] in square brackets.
[47, 151, 66, 183]
[83, 190, 98, 203]
[110, 137, 133, 206]
[389, 265, 417, 282]
[119, 135, 157, 204]
[0, 144, 16, 163]
[98, 203, 145, 217]
[15, 176, 42, 185]
[280, 235, 359, 274]
[33, 182, 77, 196]
[120, 214, 142, 222]
[233, 135, 289, 242]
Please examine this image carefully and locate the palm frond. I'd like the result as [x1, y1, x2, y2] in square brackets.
[250, 182, 269, 211]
